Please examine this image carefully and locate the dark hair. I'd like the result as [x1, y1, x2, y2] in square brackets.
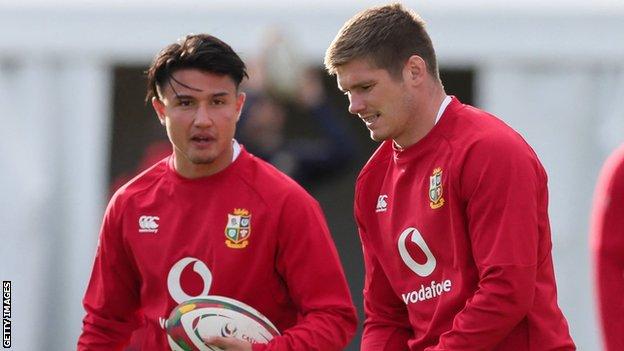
[146, 33, 248, 102]
[325, 3, 438, 80]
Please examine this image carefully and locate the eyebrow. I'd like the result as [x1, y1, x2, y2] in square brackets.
[171, 91, 230, 100]
[339, 79, 375, 93]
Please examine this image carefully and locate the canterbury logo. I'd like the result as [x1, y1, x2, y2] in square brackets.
[376, 195, 388, 212]
[139, 215, 159, 233]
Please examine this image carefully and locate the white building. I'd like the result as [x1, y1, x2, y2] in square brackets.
[1, 1, 623, 350]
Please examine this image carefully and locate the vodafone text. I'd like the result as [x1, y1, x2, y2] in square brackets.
[401, 279, 452, 305]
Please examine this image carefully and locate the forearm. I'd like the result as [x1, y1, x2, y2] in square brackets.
[78, 310, 138, 350]
[596, 251, 624, 351]
[252, 306, 357, 351]
[78, 207, 141, 350]
[427, 265, 535, 351]
[359, 236, 412, 351]
[361, 318, 412, 351]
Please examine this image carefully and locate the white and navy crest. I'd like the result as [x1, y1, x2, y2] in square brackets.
[429, 167, 445, 209]
[225, 209, 251, 248]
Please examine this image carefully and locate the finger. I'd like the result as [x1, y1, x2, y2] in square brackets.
[204, 336, 229, 347]
[204, 336, 251, 351]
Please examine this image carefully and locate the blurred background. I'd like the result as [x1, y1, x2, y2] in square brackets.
[1, 0, 623, 350]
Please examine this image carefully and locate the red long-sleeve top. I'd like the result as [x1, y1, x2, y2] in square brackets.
[355, 97, 575, 350]
[591, 144, 624, 351]
[78, 147, 357, 350]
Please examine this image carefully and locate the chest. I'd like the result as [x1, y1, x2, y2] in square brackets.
[377, 156, 457, 239]
[119, 188, 278, 303]
[361, 155, 471, 282]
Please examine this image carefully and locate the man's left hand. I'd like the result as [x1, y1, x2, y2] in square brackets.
[203, 336, 253, 351]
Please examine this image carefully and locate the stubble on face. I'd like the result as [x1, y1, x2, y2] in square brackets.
[368, 77, 415, 145]
[157, 69, 242, 178]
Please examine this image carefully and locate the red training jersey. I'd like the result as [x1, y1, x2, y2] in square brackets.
[591, 143, 624, 351]
[78, 147, 357, 350]
[355, 97, 575, 350]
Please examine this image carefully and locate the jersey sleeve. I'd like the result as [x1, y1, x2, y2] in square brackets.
[355, 185, 412, 351]
[77, 196, 142, 350]
[252, 189, 357, 351]
[360, 240, 413, 350]
[428, 134, 543, 350]
[592, 146, 624, 351]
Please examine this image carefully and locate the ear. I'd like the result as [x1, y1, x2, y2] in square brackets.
[235, 92, 246, 122]
[403, 55, 427, 86]
[151, 97, 167, 126]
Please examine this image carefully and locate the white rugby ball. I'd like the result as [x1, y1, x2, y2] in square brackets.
[166, 295, 280, 351]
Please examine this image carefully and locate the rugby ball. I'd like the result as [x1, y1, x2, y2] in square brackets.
[166, 295, 280, 351]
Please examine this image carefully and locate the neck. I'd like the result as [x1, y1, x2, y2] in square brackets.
[394, 82, 446, 149]
[173, 145, 234, 179]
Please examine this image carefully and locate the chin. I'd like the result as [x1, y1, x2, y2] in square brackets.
[189, 153, 218, 165]
[370, 132, 388, 142]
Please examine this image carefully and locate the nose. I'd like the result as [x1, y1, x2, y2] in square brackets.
[348, 94, 365, 115]
[193, 103, 214, 127]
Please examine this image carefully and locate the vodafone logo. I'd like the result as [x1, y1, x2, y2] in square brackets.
[397, 228, 452, 305]
[397, 227, 436, 277]
[167, 257, 213, 303]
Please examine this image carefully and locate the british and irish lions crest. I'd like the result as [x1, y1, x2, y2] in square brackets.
[429, 167, 445, 209]
[225, 209, 251, 248]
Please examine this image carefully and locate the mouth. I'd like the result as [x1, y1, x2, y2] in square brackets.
[190, 135, 216, 146]
[361, 113, 380, 126]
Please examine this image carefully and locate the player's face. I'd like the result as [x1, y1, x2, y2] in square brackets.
[152, 69, 245, 178]
[336, 59, 417, 146]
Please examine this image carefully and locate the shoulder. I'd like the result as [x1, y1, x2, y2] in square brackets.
[353, 141, 393, 215]
[441, 103, 548, 199]
[597, 144, 624, 193]
[109, 157, 170, 209]
[445, 102, 541, 166]
[603, 144, 624, 176]
[451, 103, 524, 143]
[356, 141, 393, 185]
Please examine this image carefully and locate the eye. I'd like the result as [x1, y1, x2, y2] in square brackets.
[212, 99, 225, 105]
[177, 99, 194, 107]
